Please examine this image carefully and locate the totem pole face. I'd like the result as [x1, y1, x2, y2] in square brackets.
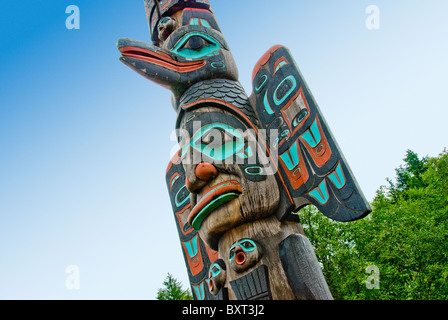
[118, 0, 238, 107]
[208, 259, 226, 296]
[177, 106, 280, 250]
[228, 239, 263, 273]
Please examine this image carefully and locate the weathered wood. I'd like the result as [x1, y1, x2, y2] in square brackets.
[218, 216, 305, 300]
[177, 105, 281, 251]
[279, 234, 333, 300]
[119, 0, 371, 301]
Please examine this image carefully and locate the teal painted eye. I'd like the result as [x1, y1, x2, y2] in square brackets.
[229, 239, 257, 261]
[293, 109, 308, 127]
[211, 264, 221, 277]
[159, 17, 172, 27]
[179, 123, 245, 161]
[171, 32, 221, 59]
[192, 123, 244, 161]
[240, 240, 256, 251]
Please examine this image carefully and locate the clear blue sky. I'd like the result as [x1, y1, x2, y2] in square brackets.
[0, 0, 447, 299]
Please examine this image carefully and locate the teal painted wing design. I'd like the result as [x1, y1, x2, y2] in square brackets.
[250, 45, 371, 222]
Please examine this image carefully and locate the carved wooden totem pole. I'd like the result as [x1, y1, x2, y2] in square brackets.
[118, 0, 371, 300]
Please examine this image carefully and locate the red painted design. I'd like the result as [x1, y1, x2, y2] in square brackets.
[195, 163, 218, 182]
[188, 180, 242, 226]
[160, 0, 172, 11]
[169, 172, 181, 191]
[299, 117, 332, 167]
[273, 57, 290, 76]
[204, 243, 219, 263]
[183, 8, 213, 15]
[119, 46, 206, 73]
[175, 204, 194, 236]
[252, 44, 284, 81]
[280, 86, 311, 135]
[166, 150, 181, 175]
[182, 99, 257, 130]
[279, 140, 310, 190]
[181, 236, 204, 276]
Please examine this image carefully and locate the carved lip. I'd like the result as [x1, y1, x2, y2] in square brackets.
[188, 180, 242, 231]
[119, 46, 206, 73]
[235, 251, 246, 265]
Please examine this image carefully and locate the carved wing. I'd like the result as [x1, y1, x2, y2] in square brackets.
[165, 153, 224, 300]
[250, 45, 371, 222]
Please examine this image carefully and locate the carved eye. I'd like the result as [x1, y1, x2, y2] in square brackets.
[200, 128, 234, 147]
[171, 32, 221, 59]
[241, 240, 256, 251]
[293, 109, 309, 127]
[229, 239, 257, 261]
[191, 123, 245, 161]
[158, 17, 172, 30]
[184, 36, 207, 51]
[210, 264, 221, 277]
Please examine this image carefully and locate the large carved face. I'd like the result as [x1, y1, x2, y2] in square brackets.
[177, 106, 280, 250]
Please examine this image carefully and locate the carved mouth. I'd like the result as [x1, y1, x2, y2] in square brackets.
[188, 181, 242, 231]
[235, 251, 246, 265]
[119, 46, 206, 72]
[208, 278, 214, 291]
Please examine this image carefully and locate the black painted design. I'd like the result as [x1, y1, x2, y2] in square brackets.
[230, 265, 272, 300]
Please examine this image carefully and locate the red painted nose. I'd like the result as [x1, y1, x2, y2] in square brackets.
[186, 163, 218, 193]
[195, 163, 218, 182]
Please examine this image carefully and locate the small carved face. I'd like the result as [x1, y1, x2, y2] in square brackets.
[208, 259, 227, 296]
[158, 17, 177, 42]
[228, 239, 262, 273]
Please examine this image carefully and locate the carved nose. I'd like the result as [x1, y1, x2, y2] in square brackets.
[186, 163, 218, 193]
[195, 163, 218, 182]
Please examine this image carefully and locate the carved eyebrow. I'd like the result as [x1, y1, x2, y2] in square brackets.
[192, 123, 241, 143]
[229, 239, 257, 251]
[199, 127, 239, 145]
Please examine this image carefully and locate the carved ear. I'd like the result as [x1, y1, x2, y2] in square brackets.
[251, 45, 371, 222]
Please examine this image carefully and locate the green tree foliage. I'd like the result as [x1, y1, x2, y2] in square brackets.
[156, 273, 193, 300]
[387, 150, 429, 201]
[301, 149, 448, 300]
